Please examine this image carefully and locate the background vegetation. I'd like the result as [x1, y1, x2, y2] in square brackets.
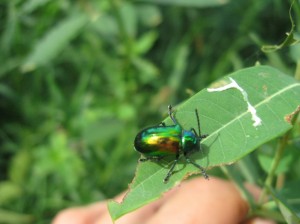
[0, 0, 299, 223]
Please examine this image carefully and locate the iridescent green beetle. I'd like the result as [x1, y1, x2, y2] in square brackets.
[134, 105, 209, 182]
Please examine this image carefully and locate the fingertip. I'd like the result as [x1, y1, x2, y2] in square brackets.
[52, 207, 86, 224]
[242, 217, 277, 224]
[52, 202, 106, 224]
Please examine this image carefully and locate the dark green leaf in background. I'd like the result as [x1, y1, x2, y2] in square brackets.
[21, 14, 88, 72]
[108, 65, 300, 220]
[137, 0, 229, 7]
[269, 182, 300, 224]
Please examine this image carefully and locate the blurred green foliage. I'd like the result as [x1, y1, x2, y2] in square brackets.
[0, 0, 299, 223]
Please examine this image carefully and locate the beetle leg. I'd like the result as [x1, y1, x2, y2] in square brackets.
[139, 157, 149, 162]
[164, 153, 179, 183]
[139, 156, 165, 162]
[191, 128, 198, 136]
[191, 128, 209, 140]
[168, 105, 178, 125]
[185, 156, 209, 180]
[159, 122, 166, 126]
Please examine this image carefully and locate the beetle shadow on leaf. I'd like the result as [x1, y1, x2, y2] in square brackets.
[189, 133, 220, 170]
[139, 155, 178, 169]
[187, 144, 210, 167]
[163, 143, 212, 178]
[205, 133, 220, 167]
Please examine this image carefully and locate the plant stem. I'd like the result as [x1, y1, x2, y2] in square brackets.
[295, 61, 300, 81]
[260, 106, 300, 203]
[259, 132, 290, 204]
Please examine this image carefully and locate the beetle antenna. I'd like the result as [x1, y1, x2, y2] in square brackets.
[195, 109, 201, 137]
[168, 105, 178, 125]
[195, 109, 209, 139]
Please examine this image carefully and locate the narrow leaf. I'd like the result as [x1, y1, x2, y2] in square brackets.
[138, 0, 229, 7]
[21, 14, 88, 72]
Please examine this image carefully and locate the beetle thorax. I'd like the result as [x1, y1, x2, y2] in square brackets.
[181, 130, 199, 153]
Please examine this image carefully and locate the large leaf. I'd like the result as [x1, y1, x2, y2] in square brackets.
[108, 65, 300, 220]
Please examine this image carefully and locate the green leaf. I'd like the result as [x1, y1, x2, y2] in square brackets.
[120, 2, 137, 38]
[136, 5, 162, 27]
[21, 0, 52, 14]
[0, 181, 22, 206]
[269, 182, 300, 224]
[21, 14, 88, 72]
[258, 153, 293, 175]
[132, 57, 159, 84]
[137, 0, 229, 7]
[83, 118, 124, 144]
[108, 65, 300, 220]
[0, 209, 33, 224]
[134, 31, 158, 55]
[262, 1, 300, 53]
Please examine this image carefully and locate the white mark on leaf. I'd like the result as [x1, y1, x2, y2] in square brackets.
[207, 77, 262, 127]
